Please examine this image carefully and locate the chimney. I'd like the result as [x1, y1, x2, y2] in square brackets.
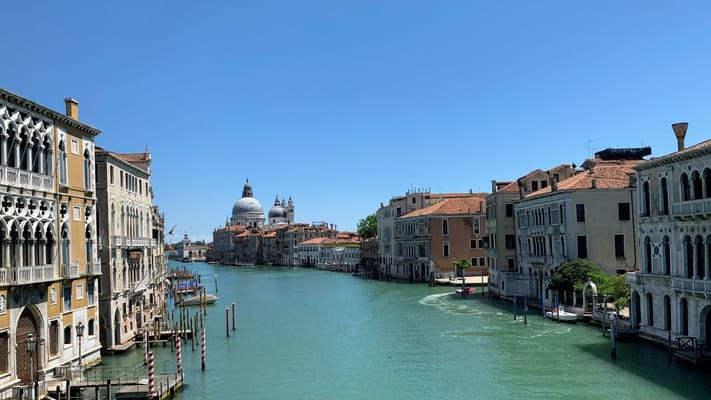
[64, 98, 79, 120]
[551, 177, 558, 192]
[672, 122, 688, 151]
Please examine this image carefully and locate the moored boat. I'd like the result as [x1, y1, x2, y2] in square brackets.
[177, 294, 218, 306]
[545, 305, 578, 322]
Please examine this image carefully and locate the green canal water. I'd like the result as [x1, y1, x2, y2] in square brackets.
[98, 262, 711, 399]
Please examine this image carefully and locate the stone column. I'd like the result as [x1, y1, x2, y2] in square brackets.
[13, 136, 21, 169]
[37, 144, 45, 175]
[0, 132, 8, 166]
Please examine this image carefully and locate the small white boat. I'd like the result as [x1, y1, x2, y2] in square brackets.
[177, 294, 218, 306]
[546, 305, 578, 322]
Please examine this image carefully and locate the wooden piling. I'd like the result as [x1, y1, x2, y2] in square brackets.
[226, 307, 230, 337]
[232, 302, 236, 331]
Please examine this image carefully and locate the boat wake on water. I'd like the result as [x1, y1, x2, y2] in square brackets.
[419, 293, 485, 316]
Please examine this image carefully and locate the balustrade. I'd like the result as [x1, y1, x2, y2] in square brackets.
[0, 165, 53, 191]
[671, 277, 711, 294]
[61, 263, 79, 279]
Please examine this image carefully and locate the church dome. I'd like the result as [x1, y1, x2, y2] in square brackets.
[230, 179, 265, 228]
[268, 204, 287, 219]
[233, 197, 264, 216]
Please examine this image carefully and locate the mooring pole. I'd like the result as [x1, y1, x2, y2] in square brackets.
[226, 307, 230, 337]
[201, 327, 206, 371]
[232, 302, 236, 331]
[513, 293, 517, 321]
[524, 297, 528, 325]
[610, 321, 617, 359]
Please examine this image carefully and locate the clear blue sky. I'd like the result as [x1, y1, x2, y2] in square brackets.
[3, 1, 711, 243]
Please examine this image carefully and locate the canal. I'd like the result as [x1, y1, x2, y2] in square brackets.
[98, 262, 711, 399]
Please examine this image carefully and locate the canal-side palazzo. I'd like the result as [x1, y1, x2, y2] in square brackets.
[628, 124, 711, 347]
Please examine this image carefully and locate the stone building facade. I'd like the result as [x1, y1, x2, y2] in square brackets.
[0, 89, 102, 398]
[95, 147, 166, 352]
[627, 124, 711, 345]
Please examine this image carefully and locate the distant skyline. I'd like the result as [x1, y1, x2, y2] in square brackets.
[3, 1, 711, 243]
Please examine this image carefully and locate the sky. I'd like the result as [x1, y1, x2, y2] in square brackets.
[3, 1, 711, 243]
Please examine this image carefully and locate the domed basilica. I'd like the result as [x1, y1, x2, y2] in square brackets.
[230, 180, 293, 228]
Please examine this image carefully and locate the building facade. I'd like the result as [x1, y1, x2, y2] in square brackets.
[515, 154, 642, 304]
[627, 124, 711, 345]
[95, 147, 166, 352]
[0, 89, 102, 397]
[394, 196, 488, 283]
[486, 165, 576, 297]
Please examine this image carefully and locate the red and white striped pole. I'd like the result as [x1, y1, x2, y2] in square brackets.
[176, 337, 183, 381]
[201, 327, 206, 371]
[148, 351, 156, 398]
[143, 327, 149, 365]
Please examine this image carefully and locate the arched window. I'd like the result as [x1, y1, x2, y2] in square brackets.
[58, 140, 67, 186]
[663, 236, 671, 275]
[684, 236, 693, 278]
[61, 224, 70, 267]
[696, 236, 705, 279]
[680, 298, 689, 335]
[646, 292, 654, 327]
[442, 219, 448, 235]
[664, 295, 671, 331]
[64, 326, 72, 345]
[705, 168, 711, 198]
[660, 177, 669, 215]
[7, 124, 18, 168]
[680, 173, 691, 201]
[642, 181, 651, 216]
[83, 149, 92, 190]
[692, 171, 703, 200]
[644, 236, 652, 273]
[85, 226, 93, 263]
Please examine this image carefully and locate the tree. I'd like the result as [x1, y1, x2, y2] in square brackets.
[357, 213, 377, 239]
[455, 259, 471, 297]
[548, 259, 630, 309]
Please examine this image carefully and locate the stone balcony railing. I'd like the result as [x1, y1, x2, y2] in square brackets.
[0, 165, 53, 192]
[111, 236, 158, 248]
[88, 261, 102, 276]
[671, 277, 711, 294]
[671, 198, 711, 218]
[61, 263, 79, 279]
[0, 264, 56, 285]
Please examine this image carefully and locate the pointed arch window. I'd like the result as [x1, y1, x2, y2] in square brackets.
[680, 173, 691, 201]
[58, 140, 67, 186]
[662, 236, 671, 275]
[660, 177, 669, 215]
[61, 224, 70, 268]
[641, 181, 651, 216]
[83, 148, 92, 191]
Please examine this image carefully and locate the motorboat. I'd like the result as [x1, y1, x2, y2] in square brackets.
[456, 287, 476, 295]
[546, 305, 578, 322]
[177, 293, 218, 306]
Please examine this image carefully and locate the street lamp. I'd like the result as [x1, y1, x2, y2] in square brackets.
[76, 322, 84, 381]
[25, 333, 37, 400]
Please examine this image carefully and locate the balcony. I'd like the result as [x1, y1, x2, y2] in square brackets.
[111, 236, 154, 248]
[671, 199, 711, 219]
[0, 166, 53, 192]
[88, 261, 102, 276]
[61, 263, 79, 279]
[672, 277, 711, 295]
[0, 265, 56, 285]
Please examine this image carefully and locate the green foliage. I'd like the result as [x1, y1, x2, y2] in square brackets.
[454, 259, 472, 270]
[549, 259, 630, 308]
[357, 213, 377, 239]
[548, 259, 600, 294]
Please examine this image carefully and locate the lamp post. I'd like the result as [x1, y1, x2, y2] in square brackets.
[25, 333, 37, 400]
[76, 322, 84, 382]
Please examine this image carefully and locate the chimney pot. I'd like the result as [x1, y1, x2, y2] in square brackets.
[64, 98, 79, 121]
[672, 122, 688, 151]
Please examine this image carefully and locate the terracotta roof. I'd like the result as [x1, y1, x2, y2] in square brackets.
[526, 161, 637, 197]
[300, 237, 334, 245]
[263, 232, 277, 238]
[116, 153, 150, 162]
[401, 196, 486, 218]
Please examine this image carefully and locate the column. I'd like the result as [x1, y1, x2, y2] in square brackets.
[0, 132, 7, 166]
[27, 239, 35, 267]
[39, 240, 46, 266]
[26, 141, 33, 172]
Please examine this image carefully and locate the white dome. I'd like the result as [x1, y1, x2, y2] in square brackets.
[233, 197, 264, 216]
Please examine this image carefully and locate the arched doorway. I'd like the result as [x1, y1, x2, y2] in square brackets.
[15, 308, 39, 385]
[700, 306, 711, 343]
